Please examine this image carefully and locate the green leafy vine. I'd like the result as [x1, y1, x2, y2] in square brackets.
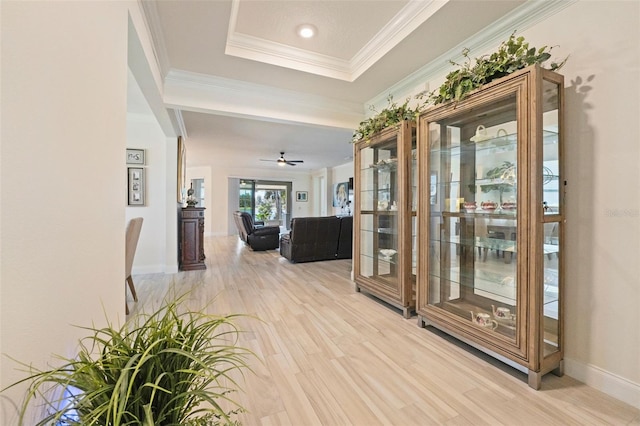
[352, 32, 567, 143]
[351, 94, 424, 143]
[422, 32, 567, 105]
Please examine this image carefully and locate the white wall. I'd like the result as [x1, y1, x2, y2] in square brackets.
[184, 139, 355, 236]
[330, 162, 354, 216]
[185, 144, 312, 236]
[525, 0, 640, 405]
[311, 168, 329, 216]
[0, 2, 179, 422]
[375, 0, 640, 407]
[0, 2, 129, 422]
[185, 165, 212, 234]
[126, 73, 171, 274]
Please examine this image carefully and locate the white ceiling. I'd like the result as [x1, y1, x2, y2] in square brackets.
[132, 0, 544, 171]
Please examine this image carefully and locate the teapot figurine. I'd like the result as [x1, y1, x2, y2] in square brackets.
[480, 201, 498, 211]
[470, 311, 498, 330]
[492, 305, 516, 326]
[470, 125, 490, 142]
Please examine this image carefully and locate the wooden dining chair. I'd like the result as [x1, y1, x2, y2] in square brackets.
[125, 217, 144, 315]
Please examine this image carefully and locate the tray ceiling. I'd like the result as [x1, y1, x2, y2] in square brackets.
[135, 0, 569, 170]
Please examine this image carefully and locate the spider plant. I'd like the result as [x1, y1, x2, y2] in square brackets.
[3, 296, 256, 425]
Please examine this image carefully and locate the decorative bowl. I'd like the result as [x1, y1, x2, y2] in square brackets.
[501, 201, 517, 211]
[463, 201, 477, 212]
[481, 201, 498, 211]
[379, 249, 397, 260]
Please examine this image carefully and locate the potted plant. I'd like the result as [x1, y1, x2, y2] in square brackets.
[2, 295, 255, 425]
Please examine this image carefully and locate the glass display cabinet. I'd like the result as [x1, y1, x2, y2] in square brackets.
[416, 65, 564, 389]
[354, 120, 417, 318]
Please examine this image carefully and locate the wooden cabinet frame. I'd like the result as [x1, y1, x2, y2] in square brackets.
[353, 120, 416, 318]
[416, 65, 565, 389]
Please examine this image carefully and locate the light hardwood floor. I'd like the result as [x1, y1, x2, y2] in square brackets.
[129, 235, 640, 425]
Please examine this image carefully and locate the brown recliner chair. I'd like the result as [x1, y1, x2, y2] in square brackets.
[125, 217, 143, 315]
[233, 211, 280, 251]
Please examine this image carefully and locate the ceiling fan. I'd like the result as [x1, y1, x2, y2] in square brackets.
[260, 152, 304, 167]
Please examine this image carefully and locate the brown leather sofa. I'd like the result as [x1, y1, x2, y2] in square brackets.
[280, 216, 352, 263]
[233, 211, 280, 251]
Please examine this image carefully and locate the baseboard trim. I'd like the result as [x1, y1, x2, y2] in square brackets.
[131, 265, 165, 275]
[565, 357, 640, 409]
[164, 265, 179, 274]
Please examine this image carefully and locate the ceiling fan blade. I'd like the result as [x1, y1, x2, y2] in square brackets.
[260, 152, 304, 166]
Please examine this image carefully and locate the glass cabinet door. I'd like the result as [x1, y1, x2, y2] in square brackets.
[540, 76, 563, 358]
[411, 142, 418, 284]
[359, 137, 400, 292]
[355, 120, 417, 317]
[426, 90, 521, 344]
[418, 66, 565, 388]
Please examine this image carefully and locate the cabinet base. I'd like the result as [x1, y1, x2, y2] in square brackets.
[356, 284, 414, 318]
[528, 360, 564, 390]
[180, 263, 206, 271]
[418, 315, 562, 390]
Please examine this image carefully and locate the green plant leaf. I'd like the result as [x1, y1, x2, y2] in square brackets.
[2, 294, 258, 425]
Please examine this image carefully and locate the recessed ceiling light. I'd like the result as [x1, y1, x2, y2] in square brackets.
[297, 24, 317, 39]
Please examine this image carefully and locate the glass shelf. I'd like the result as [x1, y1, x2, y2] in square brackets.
[363, 158, 398, 171]
[429, 129, 557, 156]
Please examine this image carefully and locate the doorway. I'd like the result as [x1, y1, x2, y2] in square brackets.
[190, 178, 205, 208]
[239, 179, 292, 229]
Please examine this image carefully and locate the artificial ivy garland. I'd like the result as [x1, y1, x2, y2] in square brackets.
[352, 32, 567, 143]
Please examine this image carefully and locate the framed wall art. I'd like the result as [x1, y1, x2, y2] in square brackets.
[177, 136, 186, 202]
[128, 167, 145, 206]
[296, 191, 308, 202]
[126, 148, 145, 165]
[333, 181, 349, 208]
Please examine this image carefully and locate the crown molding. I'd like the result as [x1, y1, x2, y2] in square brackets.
[225, 0, 448, 82]
[165, 69, 362, 113]
[138, 0, 171, 78]
[225, 32, 353, 81]
[164, 69, 364, 128]
[173, 108, 188, 139]
[350, 0, 447, 81]
[366, 0, 577, 110]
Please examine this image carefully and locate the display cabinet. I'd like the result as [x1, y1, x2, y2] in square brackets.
[417, 65, 564, 389]
[179, 207, 206, 271]
[354, 120, 417, 318]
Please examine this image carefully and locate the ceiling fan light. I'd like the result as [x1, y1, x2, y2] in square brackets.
[277, 161, 286, 167]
